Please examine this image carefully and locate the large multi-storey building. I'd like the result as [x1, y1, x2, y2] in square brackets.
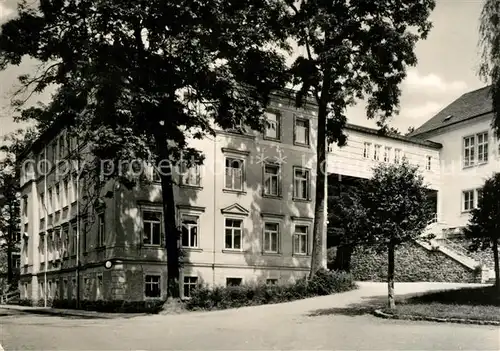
[17, 86, 499, 305]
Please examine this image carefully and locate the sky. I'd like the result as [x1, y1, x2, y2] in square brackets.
[0, 0, 487, 138]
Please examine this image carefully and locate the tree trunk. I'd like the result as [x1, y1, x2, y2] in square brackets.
[156, 141, 180, 300]
[309, 65, 332, 278]
[493, 238, 500, 292]
[387, 243, 396, 310]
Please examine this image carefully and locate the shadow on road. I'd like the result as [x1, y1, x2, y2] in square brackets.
[307, 292, 420, 317]
[0, 308, 147, 320]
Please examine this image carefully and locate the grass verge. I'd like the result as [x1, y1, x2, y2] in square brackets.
[382, 286, 500, 322]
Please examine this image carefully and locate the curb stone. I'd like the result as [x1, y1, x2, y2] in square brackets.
[373, 309, 500, 326]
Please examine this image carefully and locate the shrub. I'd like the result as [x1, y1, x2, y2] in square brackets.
[186, 268, 357, 311]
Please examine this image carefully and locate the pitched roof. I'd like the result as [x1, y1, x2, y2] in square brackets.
[409, 86, 493, 137]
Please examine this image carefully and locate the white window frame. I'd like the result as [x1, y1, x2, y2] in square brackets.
[224, 157, 245, 191]
[363, 142, 371, 159]
[293, 224, 309, 255]
[263, 222, 280, 254]
[224, 218, 243, 251]
[293, 167, 310, 201]
[263, 163, 281, 197]
[144, 274, 162, 299]
[294, 117, 310, 146]
[383, 147, 391, 162]
[180, 162, 201, 187]
[264, 110, 281, 140]
[394, 149, 402, 164]
[142, 210, 162, 246]
[374, 144, 381, 161]
[462, 190, 475, 212]
[426, 155, 432, 170]
[477, 131, 488, 164]
[180, 213, 199, 248]
[463, 135, 476, 167]
[182, 276, 199, 299]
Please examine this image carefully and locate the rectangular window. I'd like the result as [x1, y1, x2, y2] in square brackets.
[226, 278, 242, 287]
[51, 142, 57, 164]
[394, 149, 402, 164]
[293, 225, 308, 255]
[463, 135, 475, 167]
[143, 211, 162, 246]
[264, 111, 280, 140]
[374, 144, 381, 161]
[12, 254, 20, 269]
[55, 185, 60, 211]
[477, 132, 488, 163]
[71, 225, 77, 255]
[293, 168, 310, 200]
[383, 147, 391, 162]
[97, 212, 105, 247]
[363, 142, 371, 159]
[426, 155, 432, 170]
[47, 188, 52, 214]
[224, 157, 244, 191]
[266, 278, 278, 285]
[71, 177, 77, 203]
[63, 179, 69, 208]
[40, 282, 44, 299]
[462, 190, 474, 212]
[294, 118, 310, 145]
[263, 164, 280, 197]
[181, 214, 198, 248]
[180, 163, 201, 186]
[183, 276, 198, 298]
[82, 218, 88, 253]
[63, 227, 69, 256]
[263, 222, 279, 253]
[145, 275, 161, 298]
[58, 136, 64, 159]
[63, 279, 68, 298]
[224, 218, 242, 250]
[48, 281, 52, 298]
[39, 235, 45, 263]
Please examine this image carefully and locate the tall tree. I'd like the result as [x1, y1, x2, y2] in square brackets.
[286, 0, 436, 277]
[463, 173, 500, 292]
[478, 0, 500, 136]
[362, 161, 434, 309]
[0, 0, 290, 301]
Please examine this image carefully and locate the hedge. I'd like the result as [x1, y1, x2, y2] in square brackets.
[186, 268, 357, 311]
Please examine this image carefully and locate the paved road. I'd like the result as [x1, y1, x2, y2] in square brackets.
[1, 282, 499, 350]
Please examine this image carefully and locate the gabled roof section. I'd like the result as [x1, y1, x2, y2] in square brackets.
[220, 203, 249, 216]
[409, 86, 493, 137]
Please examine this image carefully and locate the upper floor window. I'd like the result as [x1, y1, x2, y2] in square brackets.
[180, 163, 201, 187]
[263, 222, 279, 254]
[224, 157, 244, 191]
[55, 184, 60, 211]
[426, 156, 432, 171]
[181, 214, 198, 248]
[394, 149, 402, 164]
[293, 167, 310, 201]
[463, 132, 488, 167]
[263, 164, 280, 197]
[39, 193, 45, 218]
[363, 142, 371, 159]
[293, 225, 308, 255]
[143, 211, 161, 246]
[264, 111, 280, 140]
[374, 144, 381, 161]
[224, 218, 242, 250]
[97, 212, 105, 247]
[383, 147, 391, 162]
[294, 118, 310, 146]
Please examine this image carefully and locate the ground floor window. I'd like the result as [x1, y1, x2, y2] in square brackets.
[266, 278, 278, 285]
[183, 276, 198, 298]
[145, 275, 161, 298]
[226, 277, 242, 287]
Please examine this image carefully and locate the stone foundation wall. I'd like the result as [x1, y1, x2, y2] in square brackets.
[351, 242, 480, 283]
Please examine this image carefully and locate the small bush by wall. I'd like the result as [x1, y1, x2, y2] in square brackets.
[186, 268, 357, 311]
[350, 242, 479, 283]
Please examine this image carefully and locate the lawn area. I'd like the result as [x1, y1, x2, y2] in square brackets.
[382, 286, 500, 322]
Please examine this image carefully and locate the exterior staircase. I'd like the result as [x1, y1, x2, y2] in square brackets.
[419, 221, 496, 284]
[0, 289, 20, 305]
